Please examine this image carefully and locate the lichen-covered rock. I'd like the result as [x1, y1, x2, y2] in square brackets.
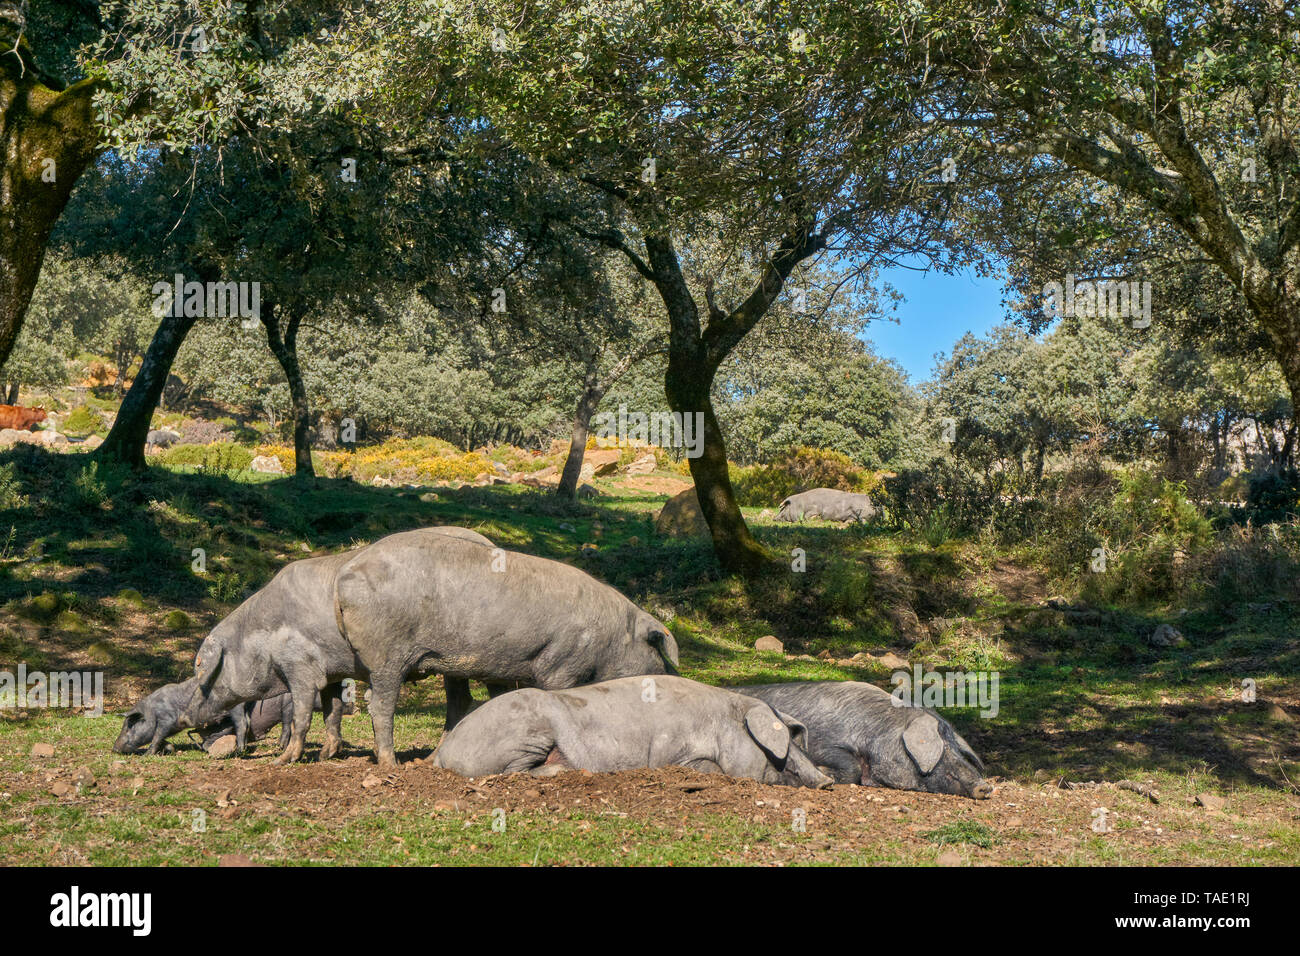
[654, 487, 709, 537]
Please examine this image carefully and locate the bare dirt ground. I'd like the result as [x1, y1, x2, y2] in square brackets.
[5, 738, 1297, 865]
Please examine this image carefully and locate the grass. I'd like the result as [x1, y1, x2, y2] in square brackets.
[0, 445, 1297, 866]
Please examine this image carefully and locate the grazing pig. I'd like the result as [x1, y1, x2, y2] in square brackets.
[112, 680, 335, 755]
[334, 529, 679, 766]
[735, 681, 992, 799]
[775, 488, 876, 523]
[114, 678, 227, 755]
[194, 687, 356, 752]
[188, 526, 525, 766]
[433, 675, 832, 788]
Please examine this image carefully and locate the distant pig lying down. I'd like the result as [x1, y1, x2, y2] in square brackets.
[735, 681, 993, 799]
[113, 679, 342, 756]
[432, 675, 833, 789]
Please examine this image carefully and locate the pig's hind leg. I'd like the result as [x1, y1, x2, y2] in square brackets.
[317, 682, 347, 761]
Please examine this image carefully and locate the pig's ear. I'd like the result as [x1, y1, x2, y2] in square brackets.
[902, 714, 944, 775]
[744, 706, 791, 762]
[774, 709, 810, 749]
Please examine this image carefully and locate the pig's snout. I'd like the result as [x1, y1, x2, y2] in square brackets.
[810, 769, 834, 790]
[970, 780, 994, 800]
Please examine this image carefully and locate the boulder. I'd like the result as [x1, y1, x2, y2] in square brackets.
[1149, 623, 1186, 648]
[625, 453, 658, 475]
[654, 487, 709, 538]
[754, 635, 784, 653]
[250, 455, 285, 474]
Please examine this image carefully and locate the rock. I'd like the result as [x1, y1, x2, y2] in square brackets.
[1194, 793, 1225, 810]
[250, 454, 284, 474]
[576, 483, 601, 499]
[1264, 703, 1292, 723]
[889, 606, 927, 645]
[370, 476, 398, 487]
[84, 641, 114, 664]
[754, 635, 784, 653]
[418, 492, 439, 503]
[625, 453, 657, 476]
[50, 781, 73, 797]
[936, 849, 961, 866]
[578, 463, 595, 482]
[206, 736, 238, 759]
[30, 743, 54, 758]
[593, 460, 619, 477]
[654, 487, 709, 538]
[361, 773, 383, 789]
[875, 651, 909, 670]
[1149, 623, 1186, 648]
[580, 542, 598, 554]
[816, 649, 833, 661]
[34, 430, 68, 446]
[81, 435, 104, 451]
[72, 768, 96, 790]
[492, 461, 511, 476]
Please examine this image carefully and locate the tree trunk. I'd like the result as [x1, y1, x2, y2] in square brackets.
[0, 47, 102, 369]
[557, 378, 602, 500]
[263, 307, 314, 480]
[4, 382, 17, 404]
[96, 313, 199, 469]
[637, 230, 820, 576]
[665, 359, 768, 575]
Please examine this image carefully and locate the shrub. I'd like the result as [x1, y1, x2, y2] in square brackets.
[61, 406, 105, 437]
[161, 442, 254, 474]
[732, 446, 874, 508]
[0, 462, 26, 509]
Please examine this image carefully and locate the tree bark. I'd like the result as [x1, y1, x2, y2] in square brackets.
[4, 382, 17, 404]
[637, 229, 823, 576]
[263, 306, 314, 480]
[556, 336, 665, 500]
[0, 43, 103, 369]
[96, 313, 199, 469]
[557, 372, 602, 500]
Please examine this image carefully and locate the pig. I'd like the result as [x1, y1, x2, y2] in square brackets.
[433, 675, 832, 789]
[775, 488, 876, 523]
[734, 681, 992, 798]
[333, 529, 679, 767]
[191, 548, 363, 765]
[112, 680, 339, 755]
[113, 678, 227, 755]
[194, 686, 356, 753]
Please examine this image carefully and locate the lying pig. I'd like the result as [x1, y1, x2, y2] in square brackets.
[333, 529, 678, 767]
[114, 680, 339, 755]
[433, 675, 832, 788]
[775, 488, 876, 523]
[735, 681, 992, 798]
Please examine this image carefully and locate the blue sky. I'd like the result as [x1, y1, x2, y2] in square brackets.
[865, 262, 1010, 383]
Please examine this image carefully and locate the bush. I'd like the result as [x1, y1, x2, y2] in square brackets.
[161, 442, 254, 474]
[1244, 467, 1300, 524]
[61, 406, 105, 437]
[732, 446, 875, 508]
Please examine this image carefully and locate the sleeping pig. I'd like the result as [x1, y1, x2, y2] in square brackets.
[735, 681, 992, 798]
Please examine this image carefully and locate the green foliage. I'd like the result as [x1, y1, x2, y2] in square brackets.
[732, 447, 874, 508]
[161, 442, 254, 474]
[0, 463, 27, 509]
[61, 406, 105, 437]
[924, 820, 995, 849]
